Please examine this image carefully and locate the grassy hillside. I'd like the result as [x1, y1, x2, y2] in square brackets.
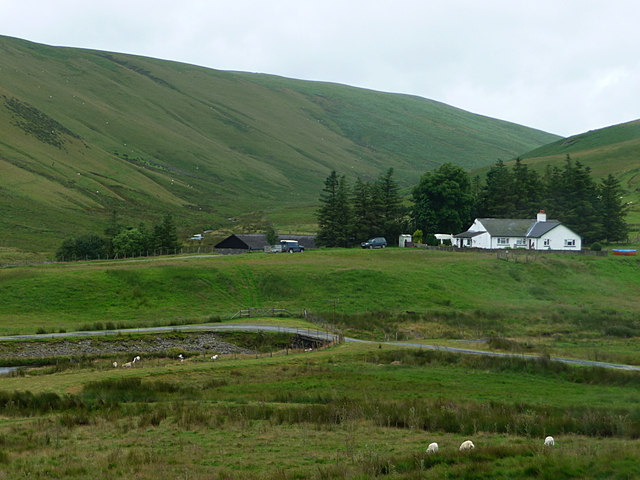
[514, 120, 640, 230]
[0, 35, 559, 253]
[1, 248, 638, 364]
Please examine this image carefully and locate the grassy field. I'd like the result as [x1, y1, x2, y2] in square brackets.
[0, 342, 638, 479]
[0, 247, 638, 364]
[0, 248, 639, 478]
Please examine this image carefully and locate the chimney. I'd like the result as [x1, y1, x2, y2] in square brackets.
[537, 210, 547, 222]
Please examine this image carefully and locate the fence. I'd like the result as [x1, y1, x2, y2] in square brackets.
[231, 307, 293, 319]
[415, 243, 609, 257]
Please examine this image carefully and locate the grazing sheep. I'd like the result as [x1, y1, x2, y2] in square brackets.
[211, 355, 218, 361]
[178, 354, 184, 363]
[544, 436, 555, 446]
[426, 442, 438, 454]
[112, 361, 118, 368]
[122, 361, 132, 368]
[459, 440, 475, 451]
[134, 356, 141, 362]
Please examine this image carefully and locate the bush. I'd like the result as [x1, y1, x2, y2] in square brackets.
[424, 234, 439, 246]
[591, 242, 602, 251]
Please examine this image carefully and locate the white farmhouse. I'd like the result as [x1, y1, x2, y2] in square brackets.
[453, 210, 581, 251]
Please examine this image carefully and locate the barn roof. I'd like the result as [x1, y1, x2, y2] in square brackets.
[215, 234, 316, 250]
[214, 234, 268, 250]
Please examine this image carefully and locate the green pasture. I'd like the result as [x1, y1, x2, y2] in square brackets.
[0, 248, 638, 364]
[0, 342, 638, 479]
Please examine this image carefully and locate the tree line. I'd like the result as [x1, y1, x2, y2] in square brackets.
[56, 213, 182, 261]
[317, 156, 629, 247]
[316, 168, 408, 247]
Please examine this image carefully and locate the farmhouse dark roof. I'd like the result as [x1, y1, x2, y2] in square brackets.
[462, 218, 564, 238]
[526, 221, 561, 238]
[478, 218, 536, 237]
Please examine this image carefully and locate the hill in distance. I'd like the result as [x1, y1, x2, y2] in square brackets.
[0, 35, 560, 253]
[499, 120, 640, 229]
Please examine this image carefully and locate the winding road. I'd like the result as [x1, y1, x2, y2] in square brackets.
[0, 323, 638, 372]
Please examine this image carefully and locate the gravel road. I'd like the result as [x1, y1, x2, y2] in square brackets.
[0, 324, 638, 372]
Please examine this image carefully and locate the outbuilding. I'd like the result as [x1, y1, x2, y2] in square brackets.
[215, 234, 316, 252]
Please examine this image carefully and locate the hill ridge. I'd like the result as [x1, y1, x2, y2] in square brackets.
[0, 34, 560, 252]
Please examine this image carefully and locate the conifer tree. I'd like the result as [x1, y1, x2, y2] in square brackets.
[376, 168, 404, 241]
[317, 171, 348, 247]
[479, 160, 515, 217]
[599, 174, 629, 242]
[352, 178, 379, 242]
[512, 158, 543, 217]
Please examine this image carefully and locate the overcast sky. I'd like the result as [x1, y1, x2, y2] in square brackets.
[4, 1, 639, 137]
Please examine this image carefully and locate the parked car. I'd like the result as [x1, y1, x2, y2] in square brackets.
[280, 239, 304, 253]
[361, 237, 387, 249]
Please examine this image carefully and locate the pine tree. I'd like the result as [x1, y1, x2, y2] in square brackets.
[152, 214, 182, 253]
[352, 178, 377, 242]
[334, 175, 353, 247]
[316, 171, 342, 247]
[512, 158, 543, 217]
[479, 160, 515, 217]
[599, 174, 629, 242]
[376, 168, 403, 241]
[560, 158, 602, 244]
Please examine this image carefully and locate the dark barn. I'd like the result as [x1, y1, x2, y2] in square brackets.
[215, 234, 316, 252]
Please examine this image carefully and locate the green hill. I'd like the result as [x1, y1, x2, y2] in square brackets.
[516, 120, 640, 229]
[0, 35, 559, 253]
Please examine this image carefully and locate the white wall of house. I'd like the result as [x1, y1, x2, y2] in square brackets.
[537, 225, 582, 251]
[472, 232, 491, 248]
[456, 218, 582, 251]
[489, 236, 527, 249]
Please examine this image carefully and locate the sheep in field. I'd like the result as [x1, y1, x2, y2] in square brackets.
[112, 361, 118, 368]
[211, 355, 218, 361]
[122, 361, 132, 368]
[544, 436, 555, 446]
[178, 354, 184, 363]
[426, 442, 438, 454]
[459, 440, 475, 451]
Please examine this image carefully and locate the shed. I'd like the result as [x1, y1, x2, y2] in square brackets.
[398, 234, 412, 247]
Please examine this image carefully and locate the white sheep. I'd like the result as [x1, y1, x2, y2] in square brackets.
[459, 440, 475, 451]
[426, 442, 438, 454]
[112, 361, 118, 368]
[134, 356, 141, 362]
[178, 354, 184, 363]
[544, 436, 555, 446]
[211, 355, 218, 361]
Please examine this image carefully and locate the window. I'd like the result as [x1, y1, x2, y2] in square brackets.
[564, 239, 576, 247]
[515, 238, 526, 246]
[543, 239, 550, 247]
[497, 237, 509, 245]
